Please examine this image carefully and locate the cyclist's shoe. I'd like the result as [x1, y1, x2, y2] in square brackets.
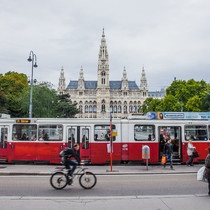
[67, 176, 73, 185]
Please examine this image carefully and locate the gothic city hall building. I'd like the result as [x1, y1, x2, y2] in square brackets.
[58, 29, 148, 118]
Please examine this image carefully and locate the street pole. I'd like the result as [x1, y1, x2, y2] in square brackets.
[28, 51, 38, 118]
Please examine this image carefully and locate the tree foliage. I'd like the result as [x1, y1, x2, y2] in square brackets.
[142, 79, 210, 114]
[0, 72, 29, 116]
[56, 93, 79, 118]
[0, 72, 79, 118]
[21, 82, 58, 117]
[201, 94, 210, 111]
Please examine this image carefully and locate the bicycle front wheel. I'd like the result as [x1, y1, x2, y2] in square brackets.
[79, 171, 97, 189]
[50, 172, 68, 190]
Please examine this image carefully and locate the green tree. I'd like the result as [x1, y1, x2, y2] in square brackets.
[0, 72, 29, 117]
[201, 94, 210, 111]
[0, 90, 9, 113]
[157, 95, 178, 111]
[21, 82, 58, 117]
[166, 79, 208, 111]
[56, 93, 79, 118]
[141, 98, 161, 113]
[141, 79, 209, 114]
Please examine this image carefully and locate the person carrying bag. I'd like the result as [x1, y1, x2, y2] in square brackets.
[186, 140, 196, 166]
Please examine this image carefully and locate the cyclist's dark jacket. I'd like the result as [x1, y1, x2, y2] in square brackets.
[63, 148, 81, 163]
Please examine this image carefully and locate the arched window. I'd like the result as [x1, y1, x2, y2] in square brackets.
[101, 100, 106, 112]
[93, 101, 97, 113]
[124, 105, 127, 113]
[101, 71, 106, 85]
[118, 105, 121, 113]
[85, 105, 88, 113]
[93, 105, 96, 113]
[79, 105, 83, 113]
[110, 106, 113, 112]
[137, 105, 141, 113]
[114, 105, 117, 113]
[89, 105, 93, 113]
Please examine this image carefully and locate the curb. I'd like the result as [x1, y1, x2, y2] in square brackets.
[0, 171, 197, 176]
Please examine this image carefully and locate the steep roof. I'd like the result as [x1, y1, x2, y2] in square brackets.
[66, 81, 139, 90]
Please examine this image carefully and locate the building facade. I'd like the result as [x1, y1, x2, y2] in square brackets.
[58, 30, 149, 118]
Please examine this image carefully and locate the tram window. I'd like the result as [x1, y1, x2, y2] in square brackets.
[82, 128, 89, 149]
[12, 124, 37, 141]
[185, 125, 208, 141]
[68, 128, 76, 147]
[38, 124, 63, 141]
[134, 125, 155, 141]
[1, 127, 8, 148]
[209, 125, 210, 140]
[94, 125, 116, 141]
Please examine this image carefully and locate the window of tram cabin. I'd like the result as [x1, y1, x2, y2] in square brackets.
[0, 127, 8, 148]
[67, 128, 76, 147]
[12, 124, 37, 141]
[82, 128, 89, 149]
[209, 125, 210, 140]
[38, 125, 63, 141]
[185, 125, 208, 141]
[94, 125, 116, 141]
[134, 125, 155, 141]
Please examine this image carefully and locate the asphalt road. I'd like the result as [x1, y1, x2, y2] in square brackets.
[0, 173, 207, 197]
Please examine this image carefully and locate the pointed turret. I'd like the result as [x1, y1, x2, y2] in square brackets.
[58, 67, 66, 94]
[121, 67, 129, 90]
[78, 66, 85, 90]
[140, 66, 148, 97]
[97, 28, 109, 89]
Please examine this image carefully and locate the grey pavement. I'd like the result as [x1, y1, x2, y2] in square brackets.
[0, 163, 203, 175]
[1, 163, 209, 210]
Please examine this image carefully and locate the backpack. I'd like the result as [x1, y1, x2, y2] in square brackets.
[59, 148, 69, 157]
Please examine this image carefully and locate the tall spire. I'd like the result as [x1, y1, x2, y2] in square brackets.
[97, 29, 109, 88]
[121, 66, 129, 90]
[140, 66, 148, 96]
[57, 67, 66, 94]
[78, 66, 85, 90]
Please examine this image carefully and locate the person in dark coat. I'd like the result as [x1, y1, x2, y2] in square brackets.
[163, 138, 174, 170]
[62, 144, 81, 177]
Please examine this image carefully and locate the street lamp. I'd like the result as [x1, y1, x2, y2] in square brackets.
[27, 51, 38, 118]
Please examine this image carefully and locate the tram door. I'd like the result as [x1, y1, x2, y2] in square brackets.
[66, 126, 91, 163]
[79, 126, 91, 163]
[0, 126, 9, 162]
[158, 126, 182, 161]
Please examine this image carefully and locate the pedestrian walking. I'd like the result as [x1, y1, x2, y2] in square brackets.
[163, 138, 174, 170]
[186, 140, 196, 166]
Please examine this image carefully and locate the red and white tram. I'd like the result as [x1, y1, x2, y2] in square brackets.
[0, 112, 210, 164]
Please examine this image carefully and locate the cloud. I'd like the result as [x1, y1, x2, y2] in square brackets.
[0, 0, 210, 90]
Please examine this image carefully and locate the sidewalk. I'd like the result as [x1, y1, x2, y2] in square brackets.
[0, 163, 202, 175]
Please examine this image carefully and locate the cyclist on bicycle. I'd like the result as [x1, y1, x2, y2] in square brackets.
[61, 143, 81, 178]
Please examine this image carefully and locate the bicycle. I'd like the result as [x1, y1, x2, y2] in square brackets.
[50, 164, 97, 190]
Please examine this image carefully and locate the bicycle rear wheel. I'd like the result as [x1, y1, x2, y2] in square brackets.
[79, 171, 97, 189]
[50, 172, 68, 190]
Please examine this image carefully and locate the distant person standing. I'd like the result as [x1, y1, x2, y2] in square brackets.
[205, 147, 210, 196]
[163, 138, 174, 170]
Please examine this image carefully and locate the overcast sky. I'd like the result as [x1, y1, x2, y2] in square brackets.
[1, 0, 210, 91]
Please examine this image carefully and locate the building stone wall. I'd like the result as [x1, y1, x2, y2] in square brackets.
[57, 29, 161, 118]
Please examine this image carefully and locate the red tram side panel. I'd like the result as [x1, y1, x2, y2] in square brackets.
[0, 116, 210, 164]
